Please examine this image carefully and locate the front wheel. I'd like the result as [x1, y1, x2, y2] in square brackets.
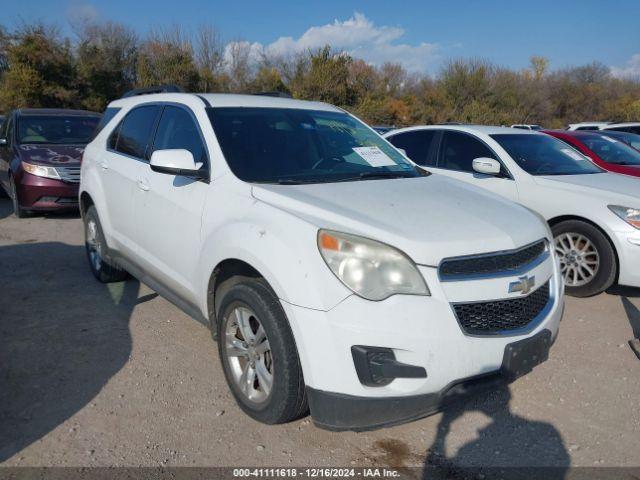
[552, 220, 616, 297]
[10, 176, 30, 218]
[84, 206, 128, 283]
[217, 278, 308, 424]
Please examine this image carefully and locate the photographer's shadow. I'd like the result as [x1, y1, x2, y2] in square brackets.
[424, 385, 570, 479]
[0, 241, 140, 462]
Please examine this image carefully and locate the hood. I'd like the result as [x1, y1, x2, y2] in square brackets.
[17, 144, 85, 166]
[534, 172, 640, 207]
[252, 175, 548, 266]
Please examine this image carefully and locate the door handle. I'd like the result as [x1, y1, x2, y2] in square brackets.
[100, 162, 108, 170]
[137, 180, 150, 191]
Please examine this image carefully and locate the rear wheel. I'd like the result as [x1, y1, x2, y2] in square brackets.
[217, 278, 308, 424]
[552, 220, 616, 297]
[84, 205, 128, 283]
[10, 176, 30, 218]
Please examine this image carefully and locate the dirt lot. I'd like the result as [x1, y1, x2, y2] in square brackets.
[1, 197, 639, 471]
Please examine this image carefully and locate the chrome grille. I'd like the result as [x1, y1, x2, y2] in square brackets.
[439, 240, 547, 280]
[55, 166, 81, 183]
[452, 281, 551, 335]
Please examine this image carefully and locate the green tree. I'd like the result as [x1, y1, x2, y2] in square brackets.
[136, 29, 200, 92]
[76, 21, 137, 111]
[0, 24, 76, 110]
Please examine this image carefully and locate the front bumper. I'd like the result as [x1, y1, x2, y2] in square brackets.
[281, 259, 563, 430]
[612, 229, 640, 288]
[16, 171, 79, 211]
[308, 328, 553, 431]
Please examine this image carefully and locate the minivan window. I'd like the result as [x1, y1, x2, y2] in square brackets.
[492, 134, 603, 175]
[208, 107, 421, 184]
[439, 131, 497, 172]
[387, 130, 437, 166]
[113, 105, 161, 159]
[17, 115, 100, 145]
[153, 106, 207, 164]
[93, 107, 121, 139]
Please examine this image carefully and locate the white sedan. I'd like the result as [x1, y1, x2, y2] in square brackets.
[385, 125, 640, 297]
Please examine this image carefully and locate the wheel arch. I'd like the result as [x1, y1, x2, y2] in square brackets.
[207, 258, 267, 326]
[548, 214, 620, 283]
[79, 191, 95, 217]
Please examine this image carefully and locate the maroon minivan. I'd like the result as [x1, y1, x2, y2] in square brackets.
[0, 109, 101, 217]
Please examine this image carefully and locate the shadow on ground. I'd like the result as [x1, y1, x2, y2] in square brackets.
[422, 385, 570, 479]
[0, 198, 12, 220]
[0, 241, 140, 461]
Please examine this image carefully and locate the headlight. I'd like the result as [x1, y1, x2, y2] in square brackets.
[609, 205, 640, 229]
[22, 161, 61, 180]
[317, 229, 429, 301]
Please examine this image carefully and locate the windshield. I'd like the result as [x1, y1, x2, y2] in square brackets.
[491, 134, 603, 176]
[208, 107, 421, 184]
[599, 132, 640, 153]
[581, 135, 640, 166]
[17, 115, 101, 145]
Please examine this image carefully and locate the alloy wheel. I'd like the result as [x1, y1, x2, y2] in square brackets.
[224, 305, 273, 405]
[554, 232, 600, 287]
[86, 219, 103, 271]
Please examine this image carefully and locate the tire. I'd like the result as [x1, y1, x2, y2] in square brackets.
[217, 278, 308, 424]
[84, 205, 129, 283]
[552, 220, 616, 297]
[10, 176, 30, 218]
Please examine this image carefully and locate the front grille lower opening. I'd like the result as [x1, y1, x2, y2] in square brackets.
[452, 281, 551, 335]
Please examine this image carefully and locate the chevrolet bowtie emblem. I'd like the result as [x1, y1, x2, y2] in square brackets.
[509, 275, 535, 295]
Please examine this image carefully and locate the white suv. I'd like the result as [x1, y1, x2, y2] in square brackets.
[80, 91, 563, 431]
[385, 125, 640, 297]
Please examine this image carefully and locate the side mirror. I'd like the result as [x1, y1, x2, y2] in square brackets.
[0, 138, 7, 147]
[397, 147, 408, 157]
[150, 149, 206, 180]
[472, 157, 501, 176]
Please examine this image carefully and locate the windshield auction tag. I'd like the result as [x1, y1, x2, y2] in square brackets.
[353, 146, 397, 167]
[561, 148, 588, 161]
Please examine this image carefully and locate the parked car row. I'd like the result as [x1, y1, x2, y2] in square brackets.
[1, 90, 638, 431]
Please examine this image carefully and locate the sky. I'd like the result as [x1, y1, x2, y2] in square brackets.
[4, 0, 640, 77]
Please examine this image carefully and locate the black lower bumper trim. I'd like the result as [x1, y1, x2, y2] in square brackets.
[307, 373, 504, 432]
[308, 329, 552, 432]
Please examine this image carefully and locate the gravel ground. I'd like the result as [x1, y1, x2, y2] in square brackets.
[1, 197, 639, 471]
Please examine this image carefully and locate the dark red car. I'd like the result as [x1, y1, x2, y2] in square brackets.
[544, 129, 640, 178]
[0, 109, 101, 217]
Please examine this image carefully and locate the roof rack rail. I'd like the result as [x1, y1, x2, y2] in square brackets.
[122, 84, 184, 98]
[252, 91, 292, 98]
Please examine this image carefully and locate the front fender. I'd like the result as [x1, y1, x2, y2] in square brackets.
[197, 200, 351, 316]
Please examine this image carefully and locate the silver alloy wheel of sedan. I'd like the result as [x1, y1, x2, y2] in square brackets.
[554, 232, 600, 287]
[224, 305, 273, 405]
[86, 219, 103, 272]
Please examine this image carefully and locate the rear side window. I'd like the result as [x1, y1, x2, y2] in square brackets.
[152, 106, 207, 164]
[93, 107, 121, 139]
[387, 130, 437, 166]
[111, 105, 161, 159]
[439, 131, 496, 172]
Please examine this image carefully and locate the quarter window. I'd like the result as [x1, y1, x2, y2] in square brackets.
[439, 131, 496, 172]
[387, 130, 437, 166]
[111, 105, 161, 159]
[152, 106, 207, 164]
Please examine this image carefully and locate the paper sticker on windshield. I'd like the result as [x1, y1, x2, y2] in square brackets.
[353, 146, 397, 167]
[561, 148, 587, 161]
[601, 135, 618, 143]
